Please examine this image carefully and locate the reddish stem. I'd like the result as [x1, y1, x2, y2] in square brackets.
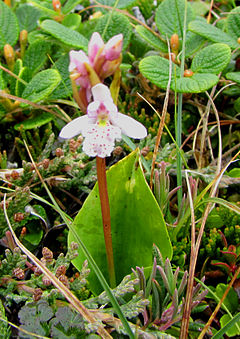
[96, 156, 116, 287]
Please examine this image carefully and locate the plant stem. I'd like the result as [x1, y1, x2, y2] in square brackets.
[96, 156, 116, 288]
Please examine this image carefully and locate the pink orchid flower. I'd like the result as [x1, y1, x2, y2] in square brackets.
[69, 32, 123, 113]
[59, 84, 147, 158]
[69, 32, 123, 83]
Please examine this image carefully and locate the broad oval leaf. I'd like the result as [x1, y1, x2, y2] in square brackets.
[191, 43, 231, 74]
[139, 55, 181, 90]
[135, 25, 168, 52]
[22, 69, 61, 103]
[185, 31, 206, 57]
[40, 20, 88, 51]
[176, 73, 219, 93]
[69, 150, 172, 292]
[23, 40, 50, 75]
[227, 6, 240, 41]
[189, 18, 238, 49]
[139, 55, 220, 93]
[16, 4, 41, 32]
[96, 12, 132, 51]
[226, 71, 240, 83]
[155, 0, 195, 39]
[50, 54, 72, 100]
[0, 1, 19, 50]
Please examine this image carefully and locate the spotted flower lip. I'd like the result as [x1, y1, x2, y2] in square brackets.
[59, 84, 147, 158]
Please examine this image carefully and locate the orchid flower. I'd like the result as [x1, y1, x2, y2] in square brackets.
[69, 32, 123, 112]
[59, 83, 147, 158]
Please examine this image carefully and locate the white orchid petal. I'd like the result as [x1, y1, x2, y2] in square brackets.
[59, 115, 90, 139]
[113, 113, 147, 139]
[91, 83, 113, 103]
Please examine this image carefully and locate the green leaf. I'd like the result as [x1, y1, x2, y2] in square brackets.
[50, 306, 84, 338]
[227, 6, 240, 41]
[135, 25, 168, 52]
[0, 1, 19, 50]
[22, 69, 61, 103]
[50, 54, 72, 100]
[0, 300, 11, 339]
[0, 65, 5, 90]
[216, 313, 240, 339]
[14, 112, 54, 130]
[62, 0, 84, 15]
[191, 43, 231, 74]
[139, 44, 230, 93]
[16, 66, 30, 97]
[155, 0, 195, 39]
[226, 71, 240, 83]
[140, 56, 219, 93]
[190, 0, 209, 16]
[227, 168, 240, 178]
[176, 73, 218, 93]
[185, 31, 206, 57]
[26, 0, 57, 17]
[189, 18, 238, 49]
[16, 4, 41, 32]
[19, 300, 54, 338]
[69, 150, 172, 292]
[62, 13, 81, 30]
[216, 284, 239, 314]
[23, 40, 50, 75]
[95, 0, 136, 9]
[139, 55, 181, 90]
[96, 12, 132, 51]
[40, 20, 88, 51]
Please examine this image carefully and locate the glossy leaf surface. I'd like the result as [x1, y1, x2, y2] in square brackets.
[69, 150, 172, 292]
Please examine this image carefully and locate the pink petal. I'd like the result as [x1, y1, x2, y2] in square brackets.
[69, 50, 90, 74]
[112, 113, 147, 139]
[59, 115, 90, 139]
[104, 34, 123, 61]
[88, 32, 104, 63]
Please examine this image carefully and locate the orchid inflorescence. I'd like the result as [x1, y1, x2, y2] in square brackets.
[60, 32, 147, 158]
[69, 32, 123, 112]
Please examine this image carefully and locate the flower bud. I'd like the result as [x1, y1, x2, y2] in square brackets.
[20, 30, 28, 58]
[104, 34, 123, 61]
[42, 275, 52, 286]
[52, 0, 61, 13]
[89, 11, 102, 20]
[11, 170, 20, 180]
[33, 288, 43, 302]
[59, 274, 70, 288]
[4, 0, 11, 7]
[55, 148, 64, 157]
[42, 247, 53, 262]
[14, 212, 25, 222]
[170, 34, 179, 54]
[184, 69, 194, 77]
[42, 158, 50, 169]
[13, 267, 25, 279]
[55, 265, 67, 277]
[3, 44, 15, 70]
